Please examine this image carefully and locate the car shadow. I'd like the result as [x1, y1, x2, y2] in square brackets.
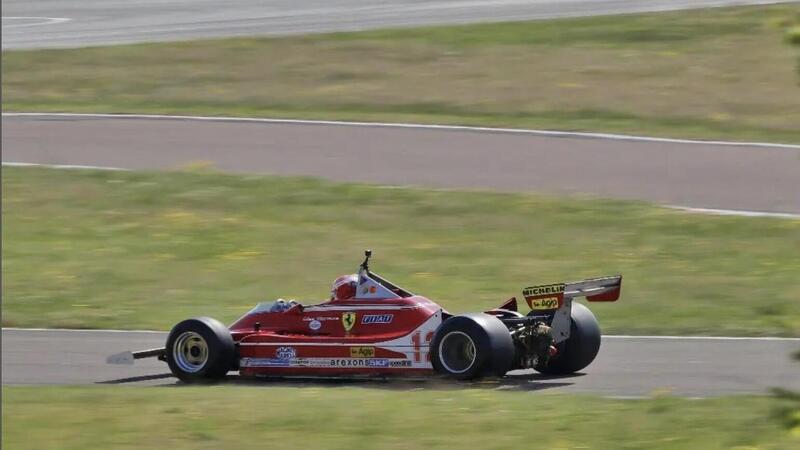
[98, 370, 582, 392]
[96, 373, 175, 384]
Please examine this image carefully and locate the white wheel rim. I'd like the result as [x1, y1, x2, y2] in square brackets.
[173, 331, 209, 373]
[438, 331, 477, 374]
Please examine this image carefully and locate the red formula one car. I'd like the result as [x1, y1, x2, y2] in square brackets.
[109, 251, 621, 382]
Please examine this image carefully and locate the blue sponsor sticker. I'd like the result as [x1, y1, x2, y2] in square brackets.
[362, 314, 393, 324]
[240, 358, 290, 368]
[275, 346, 297, 360]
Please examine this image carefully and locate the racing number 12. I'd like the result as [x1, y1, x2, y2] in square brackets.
[411, 330, 435, 362]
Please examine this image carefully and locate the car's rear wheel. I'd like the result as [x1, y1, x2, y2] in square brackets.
[166, 317, 235, 383]
[536, 302, 601, 374]
[431, 313, 514, 380]
[438, 331, 477, 374]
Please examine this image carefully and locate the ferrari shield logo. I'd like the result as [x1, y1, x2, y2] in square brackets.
[342, 312, 357, 332]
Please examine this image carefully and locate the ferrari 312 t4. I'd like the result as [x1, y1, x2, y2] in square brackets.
[108, 250, 621, 382]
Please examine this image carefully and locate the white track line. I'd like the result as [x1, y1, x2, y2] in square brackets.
[2, 327, 165, 334]
[667, 206, 800, 220]
[604, 335, 800, 341]
[1, 17, 71, 28]
[4, 112, 800, 149]
[2, 328, 798, 340]
[2, 161, 128, 171]
[664, 205, 800, 219]
[3, 161, 798, 219]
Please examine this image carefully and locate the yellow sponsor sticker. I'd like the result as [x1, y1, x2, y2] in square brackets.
[350, 346, 375, 358]
[524, 283, 566, 310]
[523, 283, 565, 297]
[528, 296, 561, 310]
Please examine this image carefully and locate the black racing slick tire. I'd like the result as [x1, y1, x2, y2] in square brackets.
[165, 317, 235, 383]
[537, 302, 601, 375]
[430, 313, 515, 380]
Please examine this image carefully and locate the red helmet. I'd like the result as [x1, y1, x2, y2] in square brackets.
[331, 274, 358, 301]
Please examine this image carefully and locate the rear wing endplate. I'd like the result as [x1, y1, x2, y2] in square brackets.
[525, 275, 621, 344]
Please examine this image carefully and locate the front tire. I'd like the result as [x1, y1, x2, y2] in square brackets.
[166, 317, 235, 383]
[430, 313, 514, 380]
[536, 302, 601, 374]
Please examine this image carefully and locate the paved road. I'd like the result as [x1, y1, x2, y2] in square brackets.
[3, 114, 800, 214]
[2, 1, 796, 49]
[3, 329, 798, 396]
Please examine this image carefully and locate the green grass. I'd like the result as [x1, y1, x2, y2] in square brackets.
[2, 386, 798, 450]
[2, 166, 799, 335]
[4, 4, 800, 143]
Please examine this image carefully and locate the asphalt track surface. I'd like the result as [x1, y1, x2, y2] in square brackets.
[3, 114, 800, 214]
[2, 0, 796, 50]
[2, 329, 798, 396]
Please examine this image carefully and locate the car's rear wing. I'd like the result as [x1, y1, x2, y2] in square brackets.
[523, 275, 622, 344]
[521, 275, 621, 311]
[563, 275, 622, 302]
[492, 275, 622, 314]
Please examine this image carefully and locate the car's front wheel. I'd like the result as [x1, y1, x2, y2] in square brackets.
[165, 317, 235, 383]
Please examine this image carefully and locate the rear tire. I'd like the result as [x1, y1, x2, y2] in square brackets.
[536, 302, 601, 374]
[431, 313, 514, 380]
[166, 317, 235, 383]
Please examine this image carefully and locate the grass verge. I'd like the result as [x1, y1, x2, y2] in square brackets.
[2, 166, 799, 335]
[2, 386, 798, 450]
[3, 4, 800, 143]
